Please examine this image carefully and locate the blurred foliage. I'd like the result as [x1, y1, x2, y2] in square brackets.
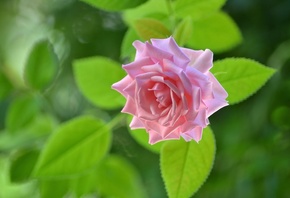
[0, 0, 289, 197]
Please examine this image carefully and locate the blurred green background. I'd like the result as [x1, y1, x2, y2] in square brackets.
[0, 0, 289, 197]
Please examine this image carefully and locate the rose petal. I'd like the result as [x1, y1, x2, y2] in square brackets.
[183, 48, 213, 73]
[163, 59, 192, 94]
[192, 108, 209, 127]
[191, 49, 213, 73]
[207, 72, 228, 99]
[152, 86, 171, 107]
[160, 106, 171, 116]
[136, 86, 160, 120]
[169, 90, 178, 117]
[130, 116, 145, 129]
[123, 57, 154, 78]
[163, 59, 183, 79]
[133, 40, 146, 60]
[151, 37, 190, 69]
[158, 91, 185, 128]
[163, 129, 181, 140]
[111, 75, 133, 97]
[176, 81, 189, 114]
[144, 42, 173, 63]
[148, 129, 164, 144]
[203, 72, 228, 116]
[181, 126, 203, 142]
[181, 48, 204, 64]
[149, 82, 165, 91]
[122, 96, 137, 115]
[135, 72, 158, 85]
[145, 120, 181, 141]
[137, 91, 160, 120]
[190, 85, 201, 112]
[141, 63, 163, 73]
[204, 98, 228, 117]
[123, 80, 136, 98]
[186, 67, 213, 100]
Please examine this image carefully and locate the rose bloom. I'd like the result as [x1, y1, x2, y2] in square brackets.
[112, 37, 228, 144]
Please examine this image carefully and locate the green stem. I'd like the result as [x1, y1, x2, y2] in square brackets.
[106, 113, 127, 130]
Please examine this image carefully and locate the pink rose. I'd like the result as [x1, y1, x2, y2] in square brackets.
[112, 37, 228, 144]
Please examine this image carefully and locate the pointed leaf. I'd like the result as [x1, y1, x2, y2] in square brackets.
[134, 18, 171, 41]
[81, 0, 148, 11]
[161, 127, 215, 198]
[24, 40, 58, 90]
[33, 116, 112, 178]
[212, 58, 276, 104]
[173, 17, 193, 46]
[73, 56, 126, 109]
[174, 0, 226, 20]
[95, 155, 147, 198]
[188, 11, 242, 53]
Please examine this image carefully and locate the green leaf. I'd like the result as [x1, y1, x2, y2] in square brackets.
[121, 28, 140, 61]
[24, 40, 58, 90]
[95, 155, 147, 198]
[5, 94, 40, 133]
[174, 0, 226, 20]
[212, 58, 276, 104]
[10, 149, 40, 183]
[173, 17, 193, 46]
[81, 0, 147, 11]
[73, 56, 126, 109]
[134, 18, 171, 41]
[33, 116, 112, 178]
[188, 11, 242, 53]
[161, 127, 215, 198]
[123, 0, 168, 26]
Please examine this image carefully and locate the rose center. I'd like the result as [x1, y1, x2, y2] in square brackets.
[149, 82, 171, 108]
